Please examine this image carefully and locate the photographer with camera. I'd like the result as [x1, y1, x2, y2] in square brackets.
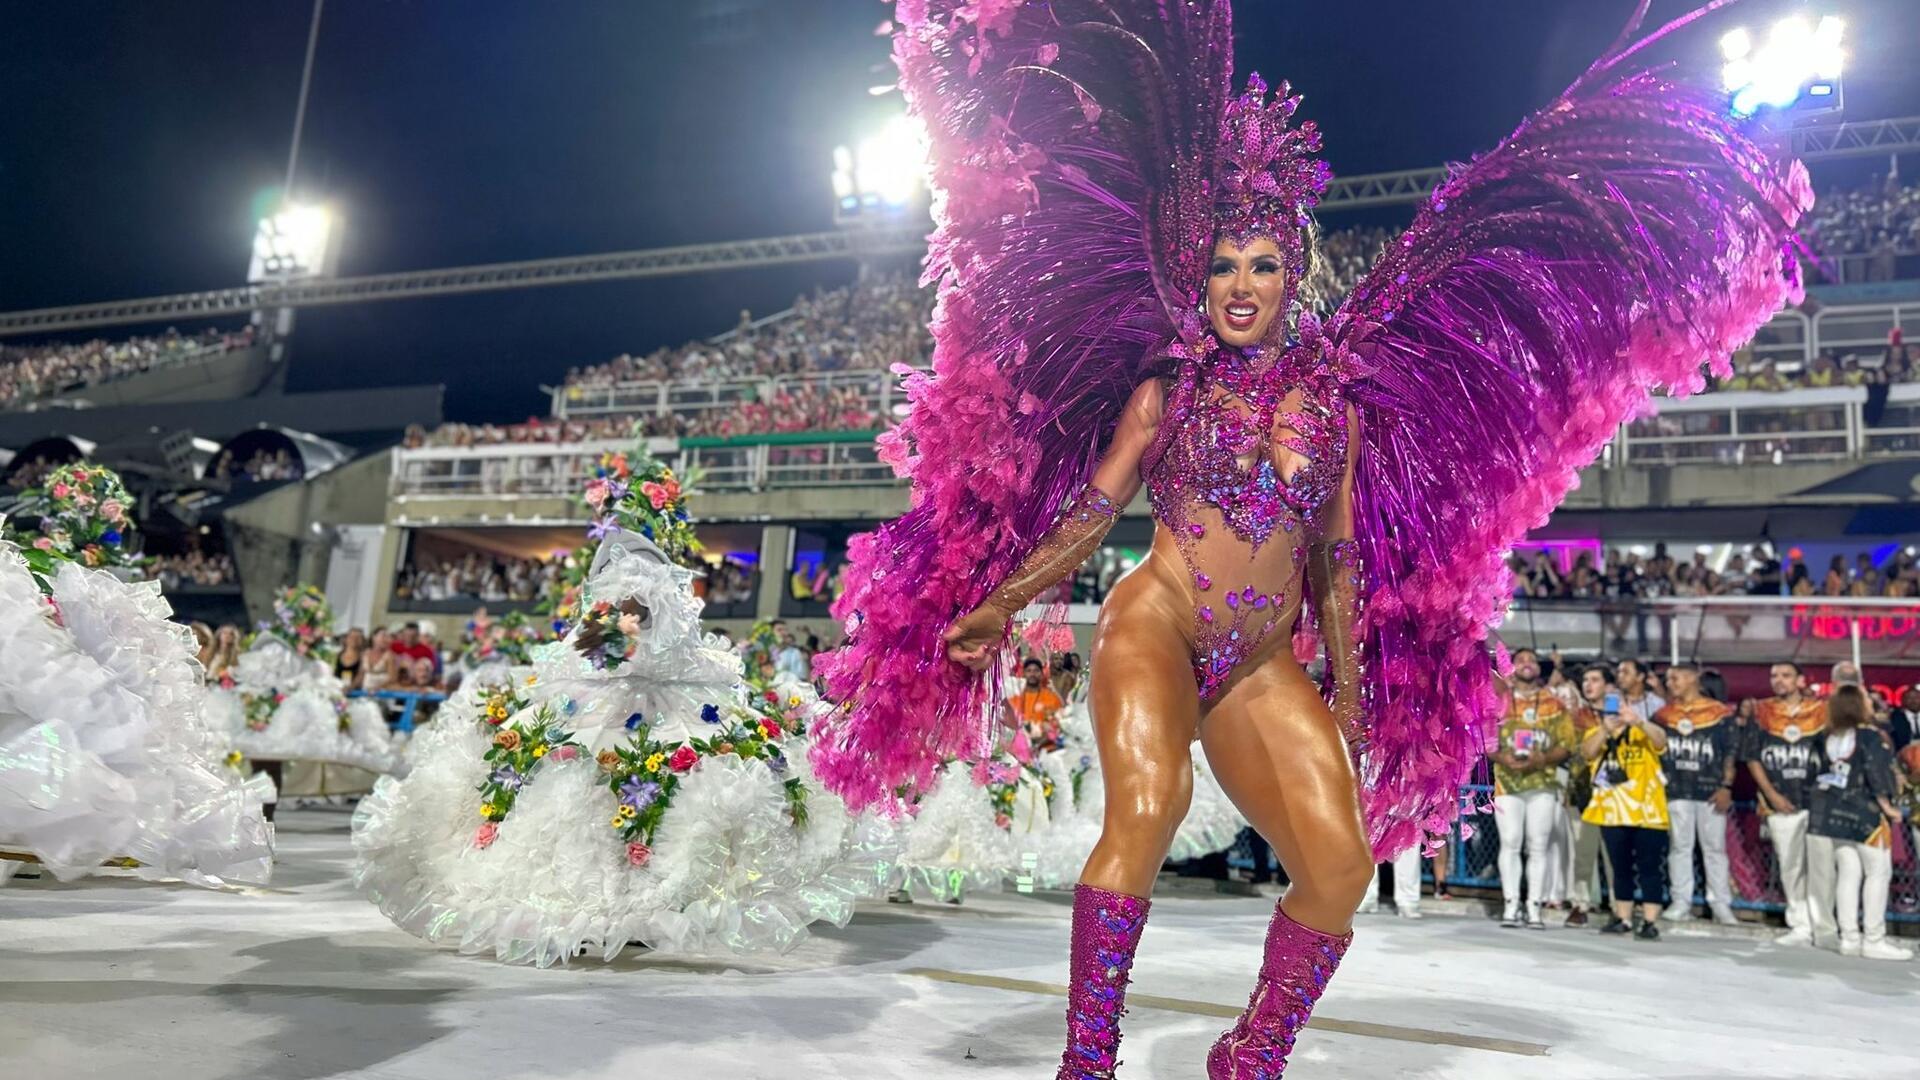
[1581, 688, 1671, 940]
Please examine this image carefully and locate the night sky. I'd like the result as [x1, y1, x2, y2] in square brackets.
[6, 0, 1917, 422]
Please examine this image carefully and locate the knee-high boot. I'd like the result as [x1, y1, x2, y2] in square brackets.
[1207, 902, 1352, 1078]
[1057, 882, 1151, 1079]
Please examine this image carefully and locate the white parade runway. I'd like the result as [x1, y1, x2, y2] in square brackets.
[2, 810, 1912, 1080]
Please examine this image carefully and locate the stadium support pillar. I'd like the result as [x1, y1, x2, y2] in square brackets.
[757, 525, 792, 622]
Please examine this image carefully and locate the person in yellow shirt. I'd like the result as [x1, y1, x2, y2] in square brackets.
[1582, 694, 1670, 939]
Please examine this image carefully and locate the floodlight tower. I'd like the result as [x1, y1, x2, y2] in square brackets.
[247, 203, 341, 385]
[1719, 13, 1846, 123]
[831, 114, 931, 277]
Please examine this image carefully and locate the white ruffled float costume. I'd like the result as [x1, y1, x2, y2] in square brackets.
[204, 587, 403, 776]
[0, 463, 272, 887]
[353, 527, 893, 966]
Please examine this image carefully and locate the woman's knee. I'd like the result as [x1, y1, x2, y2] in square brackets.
[1104, 768, 1193, 842]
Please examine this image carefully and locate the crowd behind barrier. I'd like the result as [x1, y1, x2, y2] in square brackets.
[0, 326, 254, 409]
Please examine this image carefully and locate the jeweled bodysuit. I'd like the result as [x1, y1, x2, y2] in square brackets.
[1142, 341, 1350, 700]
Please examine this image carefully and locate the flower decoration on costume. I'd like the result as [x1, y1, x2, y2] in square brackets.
[7, 462, 142, 582]
[578, 446, 701, 567]
[475, 704, 582, 827]
[252, 584, 342, 664]
[241, 692, 284, 732]
[597, 707, 808, 850]
[576, 600, 639, 671]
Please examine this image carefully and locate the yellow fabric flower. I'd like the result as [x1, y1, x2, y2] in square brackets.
[525, 674, 539, 686]
[481, 803, 496, 818]
[610, 815, 626, 828]
[618, 805, 637, 820]
[644, 752, 665, 772]
[532, 744, 548, 758]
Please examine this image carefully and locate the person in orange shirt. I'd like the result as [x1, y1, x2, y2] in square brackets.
[1008, 656, 1066, 753]
[1652, 665, 1739, 926]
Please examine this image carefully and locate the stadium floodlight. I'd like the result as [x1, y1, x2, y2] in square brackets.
[248, 202, 339, 283]
[832, 114, 930, 223]
[1721, 15, 1845, 119]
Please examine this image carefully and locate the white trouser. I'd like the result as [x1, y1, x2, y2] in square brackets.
[1807, 834, 1895, 944]
[1764, 810, 1811, 929]
[1667, 799, 1732, 912]
[1392, 844, 1423, 914]
[1359, 864, 1380, 913]
[1494, 789, 1561, 909]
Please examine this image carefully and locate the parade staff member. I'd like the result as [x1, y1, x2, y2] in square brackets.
[1653, 664, 1738, 926]
[1742, 661, 1826, 946]
[1008, 656, 1066, 753]
[1492, 648, 1576, 929]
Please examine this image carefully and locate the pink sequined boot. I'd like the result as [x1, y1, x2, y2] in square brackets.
[1206, 903, 1352, 1078]
[1057, 882, 1151, 1080]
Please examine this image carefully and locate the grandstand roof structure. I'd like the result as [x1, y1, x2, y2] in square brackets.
[3, 116, 1916, 340]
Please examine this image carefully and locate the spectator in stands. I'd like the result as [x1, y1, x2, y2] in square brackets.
[1601, 549, 1637, 651]
[1581, 681, 1672, 940]
[771, 620, 809, 680]
[392, 622, 435, 669]
[0, 326, 253, 408]
[1563, 663, 1615, 927]
[1008, 657, 1066, 754]
[1050, 651, 1083, 702]
[1805, 685, 1911, 960]
[336, 628, 368, 691]
[206, 624, 243, 683]
[1829, 660, 1863, 688]
[1888, 687, 1918, 752]
[1653, 664, 1739, 926]
[364, 627, 397, 691]
[1491, 648, 1576, 929]
[188, 622, 214, 671]
[1744, 661, 1825, 945]
[1616, 658, 1664, 721]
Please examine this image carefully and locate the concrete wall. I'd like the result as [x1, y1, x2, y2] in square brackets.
[225, 451, 395, 622]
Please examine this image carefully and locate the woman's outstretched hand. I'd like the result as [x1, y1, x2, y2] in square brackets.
[942, 607, 1005, 671]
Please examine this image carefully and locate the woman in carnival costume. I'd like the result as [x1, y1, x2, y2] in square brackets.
[206, 584, 405, 787]
[352, 449, 893, 967]
[812, 3, 1809, 1074]
[0, 463, 273, 887]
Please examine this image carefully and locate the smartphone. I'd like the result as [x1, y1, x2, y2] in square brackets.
[1603, 691, 1621, 715]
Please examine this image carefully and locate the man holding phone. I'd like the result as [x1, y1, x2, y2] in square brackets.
[1561, 663, 1617, 927]
[1654, 664, 1739, 926]
[1581, 685, 1671, 939]
[1492, 648, 1577, 929]
[1742, 661, 1827, 945]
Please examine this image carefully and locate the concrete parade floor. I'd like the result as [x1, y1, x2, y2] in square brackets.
[2, 810, 1914, 1079]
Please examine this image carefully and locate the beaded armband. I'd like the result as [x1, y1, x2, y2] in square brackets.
[980, 484, 1120, 620]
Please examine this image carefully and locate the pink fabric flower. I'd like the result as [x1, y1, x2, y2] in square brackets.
[99, 500, 125, 523]
[640, 481, 670, 510]
[474, 823, 498, 849]
[668, 746, 698, 772]
[50, 483, 70, 498]
[626, 841, 651, 867]
[32, 537, 53, 551]
[583, 479, 610, 508]
[549, 745, 579, 762]
[617, 613, 641, 636]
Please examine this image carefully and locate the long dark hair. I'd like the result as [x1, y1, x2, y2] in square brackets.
[1826, 684, 1871, 731]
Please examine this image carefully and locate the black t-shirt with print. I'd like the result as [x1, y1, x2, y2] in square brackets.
[1808, 732, 1898, 844]
[1656, 700, 1735, 802]
[1740, 697, 1828, 809]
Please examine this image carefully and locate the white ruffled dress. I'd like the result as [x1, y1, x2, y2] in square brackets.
[205, 639, 403, 775]
[352, 531, 894, 967]
[0, 547, 274, 886]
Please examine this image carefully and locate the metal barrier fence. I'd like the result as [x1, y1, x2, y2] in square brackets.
[398, 383, 1920, 498]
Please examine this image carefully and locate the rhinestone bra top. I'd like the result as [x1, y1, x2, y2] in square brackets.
[1142, 341, 1351, 699]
